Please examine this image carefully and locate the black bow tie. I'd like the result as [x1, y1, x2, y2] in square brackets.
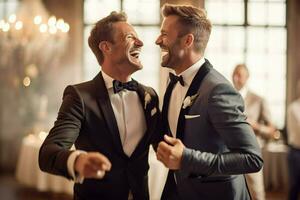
[113, 80, 138, 93]
[169, 73, 184, 86]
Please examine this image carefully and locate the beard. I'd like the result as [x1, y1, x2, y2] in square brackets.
[160, 39, 182, 69]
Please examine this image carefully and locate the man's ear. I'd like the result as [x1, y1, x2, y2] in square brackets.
[99, 41, 111, 53]
[183, 33, 194, 48]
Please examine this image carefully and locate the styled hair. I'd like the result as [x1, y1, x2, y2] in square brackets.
[162, 4, 212, 53]
[88, 11, 127, 65]
[234, 63, 249, 76]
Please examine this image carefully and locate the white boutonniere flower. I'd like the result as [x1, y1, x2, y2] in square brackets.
[144, 91, 151, 109]
[182, 93, 199, 109]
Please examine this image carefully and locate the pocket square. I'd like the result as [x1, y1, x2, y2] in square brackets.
[184, 114, 200, 119]
[151, 107, 157, 116]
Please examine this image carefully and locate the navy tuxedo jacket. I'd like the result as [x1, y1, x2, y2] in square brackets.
[39, 72, 161, 200]
[162, 60, 263, 200]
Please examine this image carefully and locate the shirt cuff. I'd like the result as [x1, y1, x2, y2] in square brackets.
[67, 150, 87, 183]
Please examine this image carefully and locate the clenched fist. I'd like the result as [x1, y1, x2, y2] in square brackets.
[75, 152, 111, 179]
[156, 135, 185, 170]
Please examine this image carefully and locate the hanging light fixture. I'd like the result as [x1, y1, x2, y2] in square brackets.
[0, 0, 70, 89]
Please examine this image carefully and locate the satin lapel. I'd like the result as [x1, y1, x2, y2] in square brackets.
[176, 59, 212, 140]
[93, 72, 124, 155]
[130, 83, 153, 159]
[135, 83, 150, 128]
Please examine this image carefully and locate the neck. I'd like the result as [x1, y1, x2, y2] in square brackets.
[174, 52, 203, 75]
[239, 85, 247, 92]
[102, 64, 131, 82]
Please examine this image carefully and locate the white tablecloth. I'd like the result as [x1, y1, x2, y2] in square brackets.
[262, 142, 289, 190]
[148, 146, 168, 200]
[15, 134, 73, 194]
[15, 135, 169, 198]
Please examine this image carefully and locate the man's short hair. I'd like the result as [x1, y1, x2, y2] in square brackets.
[88, 11, 127, 65]
[162, 4, 212, 54]
[234, 64, 249, 76]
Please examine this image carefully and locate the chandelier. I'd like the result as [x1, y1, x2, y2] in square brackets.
[0, 0, 70, 89]
[0, 0, 70, 134]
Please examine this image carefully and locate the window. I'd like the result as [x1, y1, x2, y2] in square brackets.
[205, 0, 286, 128]
[0, 0, 18, 19]
[83, 0, 160, 91]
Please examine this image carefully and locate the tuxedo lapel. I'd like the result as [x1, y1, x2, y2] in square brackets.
[130, 83, 153, 158]
[93, 72, 125, 156]
[135, 83, 148, 124]
[176, 59, 212, 140]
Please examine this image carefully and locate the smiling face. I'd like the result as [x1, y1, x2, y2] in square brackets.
[232, 65, 249, 91]
[109, 22, 144, 74]
[155, 15, 185, 71]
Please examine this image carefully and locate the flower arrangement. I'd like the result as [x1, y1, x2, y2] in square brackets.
[182, 93, 199, 109]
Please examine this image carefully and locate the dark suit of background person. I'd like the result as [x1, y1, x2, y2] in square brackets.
[287, 80, 300, 200]
[39, 12, 160, 200]
[155, 4, 263, 200]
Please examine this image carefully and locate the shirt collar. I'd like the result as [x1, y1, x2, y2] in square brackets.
[239, 86, 249, 99]
[101, 71, 132, 90]
[175, 57, 205, 87]
[101, 71, 114, 90]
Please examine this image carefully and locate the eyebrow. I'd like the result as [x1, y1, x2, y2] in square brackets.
[125, 32, 137, 37]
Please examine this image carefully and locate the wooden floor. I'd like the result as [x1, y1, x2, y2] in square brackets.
[0, 173, 288, 200]
[0, 173, 72, 200]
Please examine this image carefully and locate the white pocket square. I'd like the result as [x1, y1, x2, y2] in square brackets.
[151, 107, 157, 116]
[184, 114, 200, 119]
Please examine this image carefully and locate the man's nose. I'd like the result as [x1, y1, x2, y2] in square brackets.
[155, 36, 162, 45]
[135, 38, 143, 47]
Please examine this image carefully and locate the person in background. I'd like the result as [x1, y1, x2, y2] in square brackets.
[155, 4, 263, 200]
[232, 64, 280, 200]
[287, 80, 300, 200]
[39, 11, 161, 200]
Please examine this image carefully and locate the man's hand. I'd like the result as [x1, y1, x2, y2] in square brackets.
[74, 152, 111, 179]
[156, 135, 185, 170]
[247, 119, 280, 139]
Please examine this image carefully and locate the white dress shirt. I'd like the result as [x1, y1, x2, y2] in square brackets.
[239, 85, 248, 99]
[168, 58, 205, 137]
[287, 98, 300, 149]
[67, 71, 146, 182]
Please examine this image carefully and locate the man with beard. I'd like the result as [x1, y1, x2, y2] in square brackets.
[39, 11, 161, 200]
[155, 4, 263, 200]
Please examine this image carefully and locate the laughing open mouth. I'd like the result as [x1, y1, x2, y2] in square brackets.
[160, 48, 169, 59]
[130, 50, 141, 59]
[161, 50, 168, 57]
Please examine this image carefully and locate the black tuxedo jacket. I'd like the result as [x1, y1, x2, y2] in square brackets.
[39, 72, 161, 200]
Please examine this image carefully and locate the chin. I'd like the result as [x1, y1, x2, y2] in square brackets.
[161, 60, 168, 66]
[135, 64, 143, 71]
[130, 61, 143, 71]
[161, 61, 172, 68]
[161, 56, 172, 68]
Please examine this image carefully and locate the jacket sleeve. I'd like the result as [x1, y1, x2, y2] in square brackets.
[180, 83, 263, 178]
[38, 85, 84, 179]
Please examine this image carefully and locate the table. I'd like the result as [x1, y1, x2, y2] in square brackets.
[148, 146, 168, 200]
[262, 142, 289, 190]
[15, 134, 73, 194]
[15, 134, 167, 198]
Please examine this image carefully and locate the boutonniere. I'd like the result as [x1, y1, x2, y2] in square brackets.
[182, 93, 199, 109]
[144, 91, 151, 109]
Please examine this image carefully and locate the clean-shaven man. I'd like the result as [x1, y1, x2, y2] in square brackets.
[39, 11, 160, 200]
